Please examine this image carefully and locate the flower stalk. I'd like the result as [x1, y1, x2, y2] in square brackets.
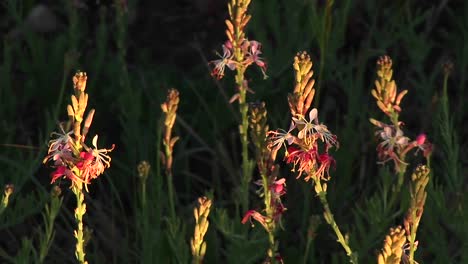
[244, 102, 286, 263]
[43, 71, 114, 264]
[404, 165, 430, 264]
[191, 197, 212, 264]
[137, 160, 151, 208]
[377, 226, 407, 264]
[268, 52, 356, 263]
[72, 185, 87, 264]
[161, 89, 180, 220]
[210, 0, 267, 214]
[314, 180, 357, 263]
[370, 56, 432, 197]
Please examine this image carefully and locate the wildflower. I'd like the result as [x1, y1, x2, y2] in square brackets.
[413, 133, 433, 158]
[43, 128, 75, 165]
[210, 41, 236, 79]
[50, 166, 82, 185]
[253, 177, 286, 201]
[244, 40, 267, 78]
[271, 178, 286, 196]
[267, 122, 295, 152]
[294, 108, 338, 149]
[370, 119, 410, 170]
[241, 210, 268, 230]
[78, 135, 114, 184]
[285, 146, 319, 180]
[311, 154, 336, 181]
[88, 135, 114, 174]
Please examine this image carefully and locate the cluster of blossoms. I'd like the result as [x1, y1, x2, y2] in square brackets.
[210, 0, 267, 83]
[44, 132, 114, 188]
[242, 177, 286, 229]
[241, 102, 286, 263]
[267, 52, 339, 182]
[370, 56, 432, 172]
[211, 40, 267, 80]
[269, 108, 338, 182]
[370, 119, 432, 171]
[43, 72, 114, 190]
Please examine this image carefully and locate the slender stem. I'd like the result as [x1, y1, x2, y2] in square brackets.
[408, 210, 419, 264]
[72, 185, 87, 264]
[395, 160, 407, 191]
[314, 180, 358, 264]
[261, 173, 276, 263]
[303, 233, 313, 264]
[387, 159, 407, 212]
[39, 190, 62, 264]
[235, 65, 253, 214]
[141, 180, 147, 209]
[166, 167, 176, 220]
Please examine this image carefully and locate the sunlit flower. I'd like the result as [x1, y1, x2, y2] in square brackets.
[294, 108, 339, 149]
[43, 128, 74, 165]
[210, 41, 236, 79]
[79, 135, 115, 184]
[267, 122, 295, 151]
[310, 154, 336, 181]
[285, 146, 318, 180]
[51, 166, 82, 185]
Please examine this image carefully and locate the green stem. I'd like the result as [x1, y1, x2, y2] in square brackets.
[141, 180, 147, 209]
[314, 180, 358, 264]
[386, 158, 407, 212]
[166, 167, 176, 220]
[261, 173, 276, 263]
[39, 191, 62, 264]
[235, 66, 253, 214]
[72, 186, 87, 264]
[303, 236, 312, 264]
[408, 210, 419, 264]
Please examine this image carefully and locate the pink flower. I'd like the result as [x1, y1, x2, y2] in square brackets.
[210, 41, 236, 80]
[241, 210, 268, 230]
[413, 133, 433, 158]
[312, 154, 336, 181]
[271, 178, 286, 196]
[285, 146, 318, 180]
[43, 128, 74, 165]
[77, 135, 114, 184]
[416, 134, 426, 145]
[245, 40, 267, 78]
[371, 120, 410, 171]
[51, 166, 82, 185]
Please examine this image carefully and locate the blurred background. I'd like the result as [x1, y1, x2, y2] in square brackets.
[0, 0, 467, 263]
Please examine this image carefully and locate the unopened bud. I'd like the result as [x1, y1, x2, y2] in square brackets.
[73, 71, 87, 92]
[4, 184, 14, 196]
[137, 161, 151, 180]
